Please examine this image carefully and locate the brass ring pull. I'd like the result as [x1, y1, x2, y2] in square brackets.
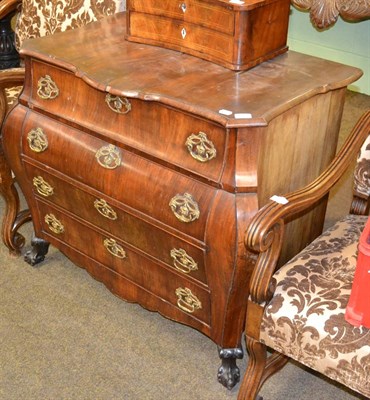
[33, 176, 54, 197]
[175, 287, 202, 313]
[170, 248, 198, 274]
[169, 193, 200, 223]
[94, 199, 118, 220]
[103, 238, 126, 259]
[105, 94, 131, 114]
[185, 132, 216, 162]
[27, 127, 48, 153]
[95, 144, 122, 169]
[37, 75, 59, 100]
[45, 213, 64, 234]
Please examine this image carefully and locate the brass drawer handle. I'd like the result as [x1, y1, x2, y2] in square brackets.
[27, 127, 48, 153]
[103, 238, 126, 259]
[169, 193, 200, 223]
[105, 94, 131, 114]
[94, 199, 117, 220]
[185, 132, 216, 162]
[175, 287, 202, 313]
[33, 176, 54, 197]
[95, 144, 122, 169]
[170, 248, 198, 274]
[45, 213, 64, 234]
[37, 75, 59, 100]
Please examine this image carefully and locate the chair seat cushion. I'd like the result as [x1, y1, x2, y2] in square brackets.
[260, 214, 370, 397]
[5, 85, 23, 108]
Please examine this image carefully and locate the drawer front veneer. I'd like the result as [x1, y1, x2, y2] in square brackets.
[36, 201, 211, 325]
[27, 62, 227, 183]
[25, 163, 208, 284]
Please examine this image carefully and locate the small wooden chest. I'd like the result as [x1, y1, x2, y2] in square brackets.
[125, 0, 291, 70]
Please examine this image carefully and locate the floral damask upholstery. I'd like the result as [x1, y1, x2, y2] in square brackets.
[237, 112, 370, 400]
[15, 0, 125, 50]
[260, 214, 370, 397]
[259, 134, 370, 397]
[2, 0, 125, 109]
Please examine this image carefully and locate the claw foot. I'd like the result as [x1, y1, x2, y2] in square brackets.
[217, 347, 244, 390]
[24, 237, 50, 266]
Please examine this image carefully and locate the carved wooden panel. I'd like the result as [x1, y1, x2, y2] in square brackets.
[291, 0, 370, 28]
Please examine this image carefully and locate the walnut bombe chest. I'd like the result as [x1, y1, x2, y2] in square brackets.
[2, 13, 362, 389]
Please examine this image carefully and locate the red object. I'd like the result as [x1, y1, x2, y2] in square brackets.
[345, 217, 370, 328]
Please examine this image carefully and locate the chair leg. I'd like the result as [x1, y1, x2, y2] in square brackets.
[0, 146, 31, 254]
[238, 336, 290, 400]
[237, 337, 268, 400]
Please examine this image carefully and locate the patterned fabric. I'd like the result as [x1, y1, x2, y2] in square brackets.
[260, 214, 370, 397]
[354, 134, 370, 197]
[15, 0, 126, 50]
[5, 86, 23, 107]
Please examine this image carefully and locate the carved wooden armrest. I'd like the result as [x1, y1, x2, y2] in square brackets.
[291, 0, 370, 29]
[0, 0, 22, 19]
[245, 110, 370, 308]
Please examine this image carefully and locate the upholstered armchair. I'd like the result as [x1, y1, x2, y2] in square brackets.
[238, 110, 370, 400]
[0, 0, 125, 253]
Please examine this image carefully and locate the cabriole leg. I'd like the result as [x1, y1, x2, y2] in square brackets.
[0, 147, 31, 254]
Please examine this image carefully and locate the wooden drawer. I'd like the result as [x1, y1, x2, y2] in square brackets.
[28, 61, 227, 183]
[126, 0, 291, 70]
[22, 112, 217, 241]
[128, 13, 235, 61]
[25, 162, 208, 285]
[36, 201, 211, 325]
[128, 0, 235, 35]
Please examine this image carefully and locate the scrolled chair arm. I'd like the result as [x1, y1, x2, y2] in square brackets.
[0, 0, 22, 19]
[245, 110, 370, 306]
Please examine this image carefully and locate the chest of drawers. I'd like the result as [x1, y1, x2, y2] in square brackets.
[1, 13, 362, 389]
[126, 0, 291, 70]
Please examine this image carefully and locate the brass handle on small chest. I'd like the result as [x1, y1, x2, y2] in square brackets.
[45, 213, 64, 234]
[37, 75, 59, 100]
[94, 199, 117, 220]
[27, 127, 48, 153]
[33, 176, 54, 197]
[105, 94, 131, 114]
[175, 287, 202, 313]
[169, 193, 200, 223]
[95, 144, 122, 169]
[170, 248, 198, 274]
[185, 132, 216, 162]
[103, 238, 126, 259]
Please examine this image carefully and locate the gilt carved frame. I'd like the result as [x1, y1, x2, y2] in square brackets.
[291, 0, 370, 28]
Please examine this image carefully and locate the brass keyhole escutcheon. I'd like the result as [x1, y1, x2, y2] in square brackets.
[94, 199, 118, 220]
[169, 192, 200, 223]
[95, 144, 122, 169]
[105, 94, 131, 114]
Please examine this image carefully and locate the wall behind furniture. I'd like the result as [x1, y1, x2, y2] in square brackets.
[287, 7, 370, 95]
